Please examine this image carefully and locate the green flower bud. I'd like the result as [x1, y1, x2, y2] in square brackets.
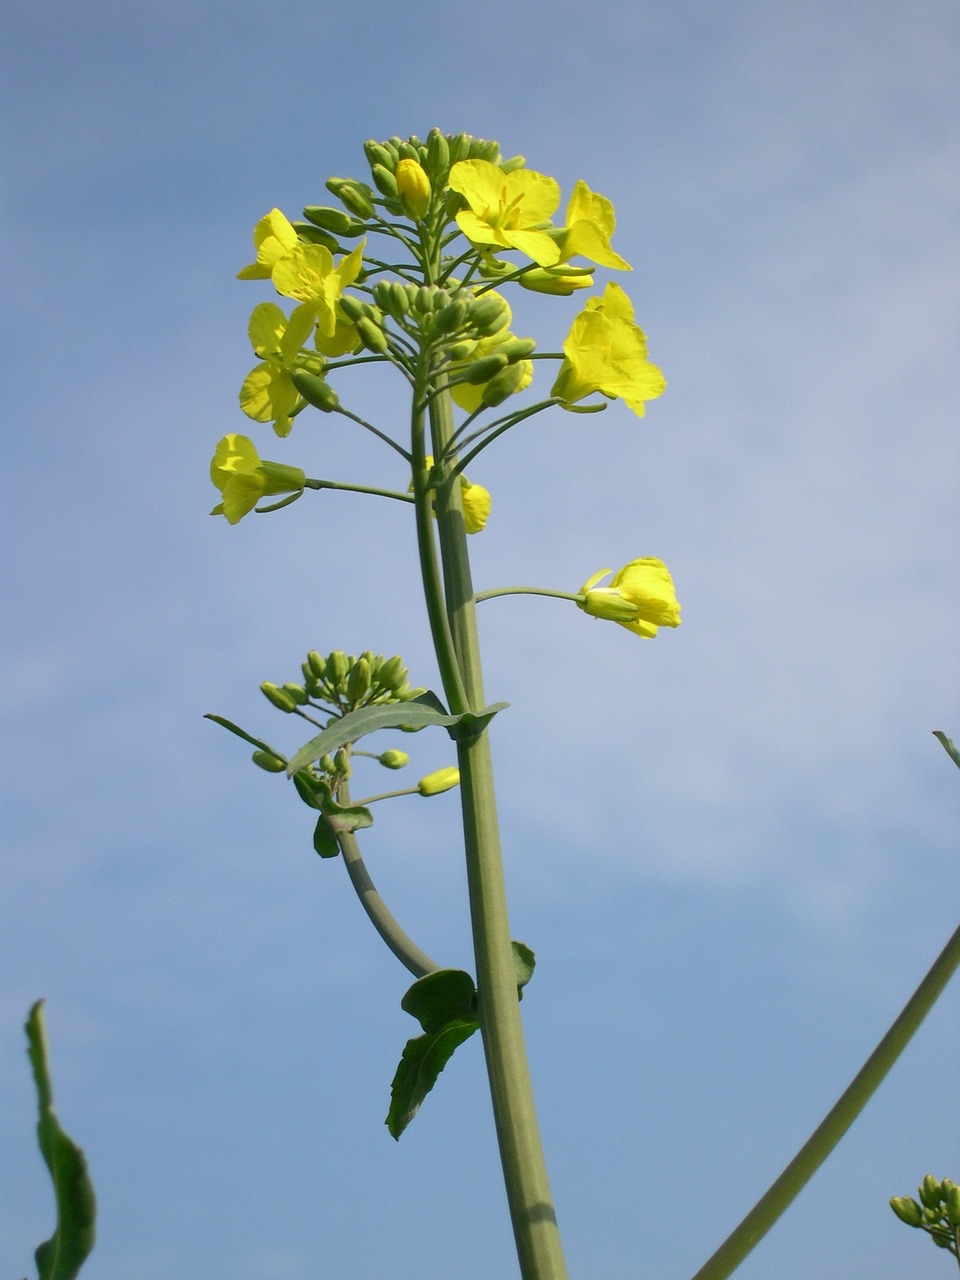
[302, 205, 363, 237]
[930, 1226, 955, 1249]
[252, 749, 287, 773]
[291, 369, 339, 412]
[417, 766, 461, 796]
[378, 749, 410, 770]
[446, 339, 478, 361]
[281, 682, 309, 705]
[433, 298, 469, 336]
[465, 352, 509, 384]
[470, 293, 511, 335]
[945, 1186, 960, 1227]
[500, 153, 526, 173]
[374, 654, 407, 690]
[497, 336, 537, 362]
[260, 681, 298, 713]
[319, 753, 336, 774]
[306, 650, 326, 679]
[446, 133, 471, 164]
[922, 1206, 942, 1225]
[472, 137, 501, 162]
[481, 361, 529, 408]
[290, 221, 340, 251]
[347, 656, 372, 703]
[325, 177, 376, 219]
[921, 1175, 943, 1209]
[890, 1197, 924, 1227]
[371, 163, 398, 199]
[425, 128, 450, 181]
[363, 140, 394, 171]
[356, 316, 388, 354]
[326, 650, 350, 686]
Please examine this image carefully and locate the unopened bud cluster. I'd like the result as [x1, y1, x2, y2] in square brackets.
[260, 649, 423, 717]
[890, 1175, 960, 1260]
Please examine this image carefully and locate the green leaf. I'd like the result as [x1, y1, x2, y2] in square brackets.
[25, 1001, 96, 1280]
[286, 694, 508, 775]
[204, 714, 280, 757]
[386, 1020, 479, 1139]
[313, 814, 340, 858]
[401, 969, 477, 1033]
[512, 940, 536, 991]
[933, 731, 960, 771]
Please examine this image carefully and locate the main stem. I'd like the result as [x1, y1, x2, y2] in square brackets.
[424, 384, 569, 1280]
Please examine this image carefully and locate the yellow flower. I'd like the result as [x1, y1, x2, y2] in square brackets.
[271, 240, 365, 338]
[449, 159, 562, 266]
[578, 558, 681, 638]
[210, 434, 305, 525]
[414, 456, 492, 534]
[239, 302, 317, 438]
[556, 180, 631, 270]
[552, 282, 666, 417]
[237, 208, 301, 280]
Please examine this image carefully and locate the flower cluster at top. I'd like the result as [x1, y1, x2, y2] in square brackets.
[225, 129, 665, 462]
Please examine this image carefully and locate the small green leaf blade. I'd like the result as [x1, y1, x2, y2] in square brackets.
[401, 969, 477, 1033]
[286, 695, 508, 775]
[204, 714, 280, 756]
[933, 730, 960, 771]
[512, 940, 536, 991]
[26, 1001, 96, 1280]
[386, 1020, 479, 1139]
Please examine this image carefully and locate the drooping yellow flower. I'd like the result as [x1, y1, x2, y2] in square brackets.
[239, 302, 317, 438]
[414, 456, 492, 534]
[556, 180, 631, 270]
[237, 208, 300, 280]
[552, 282, 666, 416]
[578, 558, 681, 638]
[210, 434, 306, 525]
[271, 240, 365, 338]
[449, 159, 562, 267]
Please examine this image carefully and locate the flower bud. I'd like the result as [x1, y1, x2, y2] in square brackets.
[945, 1186, 960, 1227]
[281, 682, 309, 705]
[371, 163, 398, 198]
[499, 153, 526, 172]
[890, 1197, 924, 1227]
[396, 159, 432, 220]
[356, 316, 389, 354]
[252, 749, 287, 772]
[306, 650, 326, 679]
[289, 221, 339, 252]
[378, 749, 410, 770]
[260, 681, 298, 713]
[465, 352, 509, 384]
[446, 133, 471, 164]
[291, 369, 339, 412]
[417, 767, 461, 796]
[347, 656, 372, 703]
[326, 651, 350, 686]
[302, 205, 363, 237]
[363, 140, 395, 171]
[319, 754, 336, 774]
[425, 128, 450, 180]
[472, 138, 501, 162]
[374, 654, 407, 690]
[397, 139, 422, 164]
[921, 1175, 943, 1209]
[325, 177, 376, 219]
[518, 267, 594, 295]
[470, 293, 511, 335]
[334, 747, 351, 778]
[481, 361, 529, 408]
[497, 336, 537, 362]
[433, 298, 468, 336]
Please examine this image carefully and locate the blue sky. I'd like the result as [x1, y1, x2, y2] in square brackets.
[3, 2, 958, 1277]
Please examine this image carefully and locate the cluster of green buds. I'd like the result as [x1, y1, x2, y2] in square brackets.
[890, 1175, 960, 1262]
[260, 649, 424, 718]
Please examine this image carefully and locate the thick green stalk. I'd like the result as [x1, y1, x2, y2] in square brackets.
[425, 383, 569, 1280]
[689, 919, 960, 1280]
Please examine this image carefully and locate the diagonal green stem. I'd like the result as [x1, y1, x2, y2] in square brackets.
[425, 381, 569, 1280]
[689, 919, 960, 1280]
